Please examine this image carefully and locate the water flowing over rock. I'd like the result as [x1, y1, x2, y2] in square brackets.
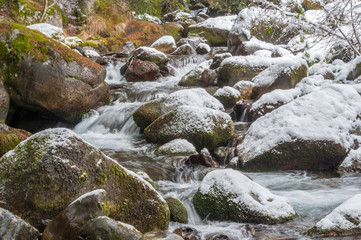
[193, 169, 296, 224]
[237, 84, 361, 171]
[79, 216, 143, 240]
[144, 105, 233, 151]
[133, 88, 224, 130]
[42, 189, 108, 240]
[0, 128, 169, 232]
[0, 207, 40, 240]
[308, 194, 361, 237]
[0, 23, 110, 123]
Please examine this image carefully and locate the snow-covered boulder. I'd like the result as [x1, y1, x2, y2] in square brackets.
[177, 37, 204, 49]
[338, 147, 361, 173]
[308, 194, 361, 237]
[133, 47, 168, 66]
[179, 60, 217, 87]
[196, 43, 211, 55]
[228, 7, 301, 55]
[151, 35, 177, 54]
[233, 81, 254, 100]
[83, 47, 101, 58]
[193, 169, 296, 224]
[189, 15, 237, 46]
[79, 216, 142, 240]
[210, 53, 232, 70]
[133, 88, 224, 130]
[27, 23, 65, 41]
[124, 59, 161, 82]
[251, 61, 308, 99]
[214, 87, 242, 108]
[0, 207, 40, 240]
[155, 139, 197, 156]
[64, 36, 83, 47]
[218, 55, 307, 88]
[0, 128, 170, 232]
[171, 43, 196, 55]
[249, 88, 302, 121]
[237, 84, 361, 171]
[144, 105, 233, 151]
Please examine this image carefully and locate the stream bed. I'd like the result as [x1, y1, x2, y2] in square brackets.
[73, 57, 361, 240]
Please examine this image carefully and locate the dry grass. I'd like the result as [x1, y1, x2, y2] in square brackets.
[86, 15, 107, 37]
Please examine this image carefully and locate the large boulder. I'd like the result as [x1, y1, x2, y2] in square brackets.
[124, 59, 161, 82]
[151, 35, 177, 54]
[133, 47, 169, 66]
[0, 80, 10, 122]
[0, 128, 169, 232]
[79, 216, 143, 240]
[193, 169, 296, 224]
[228, 7, 301, 56]
[218, 55, 306, 87]
[0, 123, 31, 157]
[188, 15, 237, 46]
[0, 23, 110, 123]
[42, 189, 108, 240]
[144, 105, 233, 151]
[164, 22, 184, 42]
[133, 88, 224, 130]
[251, 62, 308, 99]
[237, 84, 361, 171]
[0, 207, 40, 240]
[308, 194, 361, 237]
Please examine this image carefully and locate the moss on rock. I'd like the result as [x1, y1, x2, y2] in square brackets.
[0, 123, 31, 157]
[165, 197, 188, 224]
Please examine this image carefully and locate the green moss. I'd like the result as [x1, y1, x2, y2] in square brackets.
[165, 197, 188, 224]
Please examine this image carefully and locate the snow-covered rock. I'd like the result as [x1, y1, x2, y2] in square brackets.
[133, 87, 224, 130]
[135, 13, 162, 24]
[27, 23, 64, 41]
[133, 46, 168, 66]
[171, 43, 196, 55]
[214, 86, 242, 108]
[84, 48, 101, 58]
[189, 15, 237, 46]
[144, 105, 233, 151]
[196, 43, 211, 55]
[233, 81, 254, 99]
[308, 194, 361, 237]
[237, 84, 361, 171]
[193, 169, 296, 224]
[64, 36, 83, 47]
[155, 139, 197, 156]
[151, 35, 177, 54]
[218, 55, 306, 88]
[179, 60, 216, 87]
[338, 147, 361, 173]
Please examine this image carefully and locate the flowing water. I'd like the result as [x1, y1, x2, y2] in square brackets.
[74, 57, 361, 240]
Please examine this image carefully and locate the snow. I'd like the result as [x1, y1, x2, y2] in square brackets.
[199, 169, 296, 218]
[84, 49, 100, 58]
[162, 88, 225, 112]
[134, 46, 167, 59]
[214, 86, 241, 99]
[151, 35, 176, 49]
[135, 13, 162, 24]
[64, 36, 83, 47]
[27, 23, 64, 41]
[174, 11, 192, 21]
[70, 189, 106, 205]
[253, 50, 272, 58]
[190, 15, 237, 31]
[233, 80, 255, 89]
[339, 147, 361, 172]
[157, 139, 197, 155]
[197, 43, 211, 52]
[314, 194, 361, 231]
[238, 84, 361, 160]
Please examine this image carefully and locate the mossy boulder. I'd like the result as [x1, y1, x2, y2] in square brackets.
[251, 63, 308, 100]
[0, 80, 9, 122]
[155, 139, 197, 157]
[193, 169, 296, 224]
[165, 197, 188, 224]
[214, 86, 241, 108]
[0, 207, 40, 240]
[79, 216, 142, 240]
[0, 123, 31, 157]
[133, 88, 224, 130]
[42, 189, 108, 240]
[164, 22, 184, 42]
[308, 194, 361, 237]
[0, 22, 110, 123]
[0, 128, 169, 232]
[144, 105, 233, 151]
[188, 15, 236, 46]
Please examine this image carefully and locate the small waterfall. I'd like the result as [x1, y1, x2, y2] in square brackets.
[104, 59, 126, 84]
[231, 100, 252, 123]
